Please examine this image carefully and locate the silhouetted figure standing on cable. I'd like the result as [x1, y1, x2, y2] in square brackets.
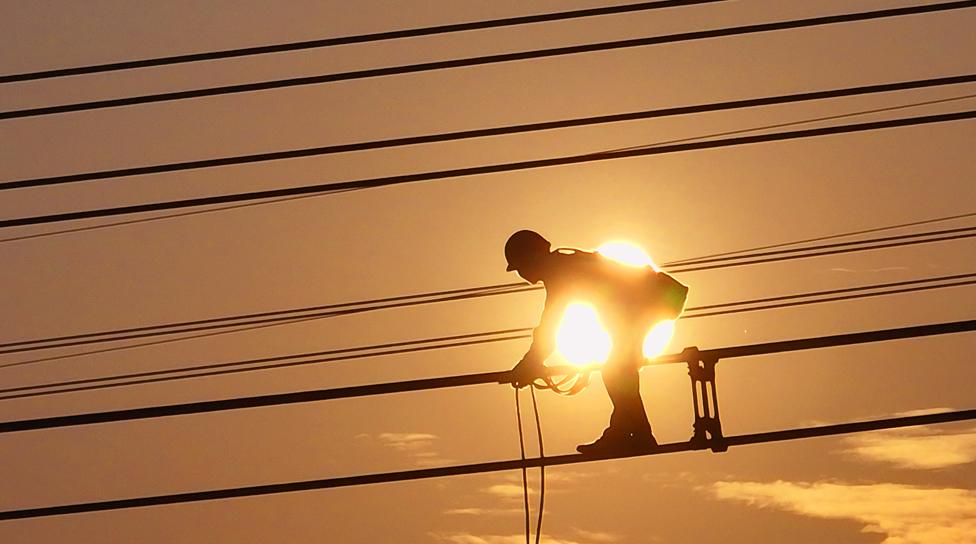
[505, 230, 688, 454]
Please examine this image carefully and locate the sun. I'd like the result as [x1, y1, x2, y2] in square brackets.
[642, 319, 676, 358]
[597, 241, 660, 270]
[553, 242, 675, 364]
[555, 302, 613, 365]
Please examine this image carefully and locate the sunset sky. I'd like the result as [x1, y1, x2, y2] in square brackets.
[1, 1, 974, 543]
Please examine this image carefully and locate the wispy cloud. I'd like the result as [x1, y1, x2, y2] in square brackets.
[570, 528, 622, 542]
[843, 425, 976, 469]
[827, 266, 909, 273]
[430, 533, 583, 544]
[445, 473, 588, 517]
[358, 432, 452, 466]
[377, 432, 437, 451]
[711, 480, 976, 544]
[443, 507, 522, 516]
[485, 483, 534, 498]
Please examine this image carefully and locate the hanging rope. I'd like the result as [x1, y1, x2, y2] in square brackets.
[514, 389, 530, 544]
[530, 386, 545, 544]
[515, 385, 549, 544]
[532, 368, 593, 395]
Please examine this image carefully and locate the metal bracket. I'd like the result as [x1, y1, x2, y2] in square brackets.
[681, 347, 727, 453]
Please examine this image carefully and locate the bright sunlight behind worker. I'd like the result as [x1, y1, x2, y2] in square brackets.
[554, 242, 675, 364]
[555, 302, 612, 365]
[643, 319, 676, 358]
[597, 241, 660, 270]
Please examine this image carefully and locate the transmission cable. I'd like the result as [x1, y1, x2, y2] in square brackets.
[1, 2, 970, 121]
[2, 222, 971, 370]
[0, 1, 721, 84]
[4, 94, 973, 244]
[1, 319, 972, 433]
[0, 408, 971, 521]
[0, 284, 532, 359]
[4, 73, 973, 191]
[2, 108, 974, 229]
[3, 221, 968, 354]
[3, 272, 972, 400]
[7, 210, 967, 352]
[1, 228, 972, 365]
[667, 211, 976, 265]
[586, 93, 976, 158]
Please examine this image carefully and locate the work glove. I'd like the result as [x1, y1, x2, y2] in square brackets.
[510, 355, 542, 389]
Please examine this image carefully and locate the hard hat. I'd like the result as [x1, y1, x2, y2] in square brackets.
[505, 230, 550, 271]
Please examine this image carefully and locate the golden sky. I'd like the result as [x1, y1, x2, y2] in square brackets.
[1, 1, 974, 542]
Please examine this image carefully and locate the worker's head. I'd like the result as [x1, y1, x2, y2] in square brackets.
[505, 230, 551, 283]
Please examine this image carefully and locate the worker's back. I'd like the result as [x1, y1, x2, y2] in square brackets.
[543, 248, 688, 331]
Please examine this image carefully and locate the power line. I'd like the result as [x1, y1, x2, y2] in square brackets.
[2, 273, 973, 401]
[1, 407, 972, 520]
[4, 98, 973, 246]
[1, 2, 971, 120]
[1, 319, 972, 433]
[590, 94, 976, 157]
[0, 1, 721, 84]
[0, 285, 531, 358]
[2, 108, 974, 229]
[670, 225, 976, 268]
[668, 228, 976, 273]
[666, 211, 976, 265]
[3, 226, 972, 375]
[2, 227, 972, 359]
[0, 195, 314, 244]
[4, 73, 973, 191]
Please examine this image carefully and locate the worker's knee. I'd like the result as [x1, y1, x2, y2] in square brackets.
[602, 365, 639, 391]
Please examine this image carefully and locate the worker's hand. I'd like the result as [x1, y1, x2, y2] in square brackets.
[511, 355, 542, 389]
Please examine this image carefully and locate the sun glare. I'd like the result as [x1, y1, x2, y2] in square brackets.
[555, 302, 612, 365]
[642, 319, 676, 359]
[597, 241, 660, 271]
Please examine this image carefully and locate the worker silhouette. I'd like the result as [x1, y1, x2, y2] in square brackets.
[505, 230, 688, 454]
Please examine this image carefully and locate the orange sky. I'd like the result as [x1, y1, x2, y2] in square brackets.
[1, 1, 975, 543]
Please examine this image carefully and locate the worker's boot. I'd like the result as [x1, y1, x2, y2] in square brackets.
[629, 429, 659, 451]
[576, 429, 630, 455]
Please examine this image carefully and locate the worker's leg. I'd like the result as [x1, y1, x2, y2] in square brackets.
[579, 334, 654, 453]
[603, 362, 653, 439]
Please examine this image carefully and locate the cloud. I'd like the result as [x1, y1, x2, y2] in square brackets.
[485, 483, 534, 498]
[711, 480, 976, 544]
[844, 426, 976, 469]
[430, 533, 583, 544]
[443, 507, 522, 516]
[358, 432, 451, 466]
[570, 528, 622, 542]
[376, 432, 437, 451]
[827, 266, 909, 273]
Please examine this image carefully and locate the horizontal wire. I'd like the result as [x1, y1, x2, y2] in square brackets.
[1, 2, 971, 120]
[3, 74, 972, 190]
[5, 221, 963, 354]
[2, 226, 972, 366]
[2, 408, 972, 520]
[3, 275, 972, 400]
[5, 94, 973, 245]
[2, 108, 974, 229]
[666, 211, 976, 265]
[670, 225, 976, 267]
[0, 0, 721, 83]
[0, 284, 530, 354]
[668, 230, 976, 273]
[1, 319, 972, 433]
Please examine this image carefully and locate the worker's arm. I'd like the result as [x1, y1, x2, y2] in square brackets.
[512, 288, 566, 385]
[524, 291, 564, 364]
